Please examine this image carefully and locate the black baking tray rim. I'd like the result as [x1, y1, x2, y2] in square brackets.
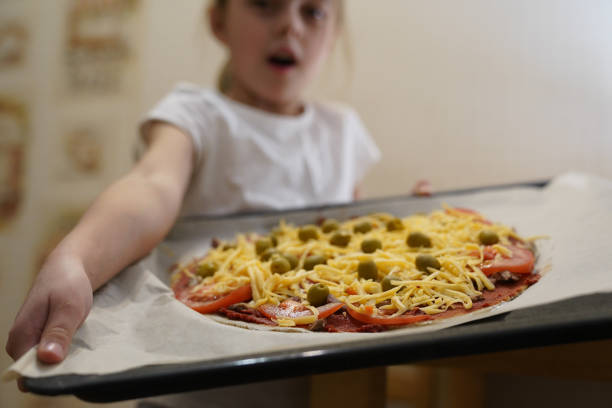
[23, 179, 612, 402]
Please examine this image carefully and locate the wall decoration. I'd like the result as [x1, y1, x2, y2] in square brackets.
[0, 96, 27, 229]
[53, 113, 131, 184]
[60, 125, 103, 178]
[65, 0, 139, 94]
[0, 21, 27, 69]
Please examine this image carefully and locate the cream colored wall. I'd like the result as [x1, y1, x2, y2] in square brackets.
[141, 0, 611, 196]
[0, 0, 139, 407]
[343, 0, 612, 195]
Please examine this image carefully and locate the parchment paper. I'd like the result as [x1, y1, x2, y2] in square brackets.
[4, 172, 612, 381]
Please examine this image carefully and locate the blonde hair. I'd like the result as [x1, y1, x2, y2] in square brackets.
[210, 0, 348, 94]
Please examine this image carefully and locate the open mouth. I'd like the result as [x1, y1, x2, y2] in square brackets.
[267, 54, 297, 69]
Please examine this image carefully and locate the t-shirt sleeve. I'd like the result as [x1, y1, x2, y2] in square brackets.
[136, 83, 211, 166]
[346, 109, 381, 184]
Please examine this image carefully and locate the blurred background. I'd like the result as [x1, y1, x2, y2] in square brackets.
[0, 0, 610, 407]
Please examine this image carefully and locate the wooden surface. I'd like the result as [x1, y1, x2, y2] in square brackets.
[324, 340, 612, 408]
[422, 339, 612, 381]
[309, 367, 387, 408]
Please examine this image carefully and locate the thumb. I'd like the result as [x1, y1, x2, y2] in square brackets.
[37, 300, 87, 364]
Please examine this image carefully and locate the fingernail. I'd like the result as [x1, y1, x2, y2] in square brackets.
[40, 342, 63, 356]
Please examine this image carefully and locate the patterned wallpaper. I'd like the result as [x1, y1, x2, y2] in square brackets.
[0, 1, 141, 407]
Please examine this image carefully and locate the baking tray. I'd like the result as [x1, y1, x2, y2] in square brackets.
[22, 181, 612, 402]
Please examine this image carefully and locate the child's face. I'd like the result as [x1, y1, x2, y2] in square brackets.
[215, 0, 339, 110]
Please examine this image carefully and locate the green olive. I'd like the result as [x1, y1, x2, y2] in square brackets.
[298, 225, 319, 242]
[357, 260, 378, 280]
[478, 230, 499, 245]
[304, 254, 326, 270]
[361, 238, 382, 254]
[386, 218, 404, 231]
[255, 238, 273, 255]
[222, 243, 237, 251]
[270, 256, 291, 274]
[407, 232, 432, 248]
[269, 235, 278, 247]
[260, 248, 279, 261]
[197, 261, 218, 278]
[282, 253, 298, 270]
[415, 254, 441, 273]
[354, 221, 373, 234]
[382, 275, 398, 292]
[321, 219, 340, 233]
[330, 230, 351, 247]
[307, 283, 329, 307]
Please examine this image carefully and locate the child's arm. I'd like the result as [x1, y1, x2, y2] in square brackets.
[6, 122, 194, 365]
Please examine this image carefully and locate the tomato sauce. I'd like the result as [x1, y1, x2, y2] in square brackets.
[428, 273, 540, 321]
[211, 274, 539, 331]
[217, 307, 276, 326]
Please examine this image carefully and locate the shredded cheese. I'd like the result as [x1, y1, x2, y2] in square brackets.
[172, 207, 533, 325]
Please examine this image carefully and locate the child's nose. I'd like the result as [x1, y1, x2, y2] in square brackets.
[276, 6, 305, 37]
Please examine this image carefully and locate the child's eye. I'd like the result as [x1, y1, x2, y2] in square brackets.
[248, 0, 277, 12]
[250, 0, 269, 8]
[249, 0, 286, 13]
[302, 4, 327, 21]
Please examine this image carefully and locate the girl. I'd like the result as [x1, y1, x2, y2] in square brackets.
[6, 0, 379, 386]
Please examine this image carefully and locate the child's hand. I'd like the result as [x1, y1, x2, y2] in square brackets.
[412, 179, 433, 197]
[6, 253, 93, 364]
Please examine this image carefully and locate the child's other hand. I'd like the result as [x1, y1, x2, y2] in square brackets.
[412, 179, 433, 197]
[6, 253, 93, 364]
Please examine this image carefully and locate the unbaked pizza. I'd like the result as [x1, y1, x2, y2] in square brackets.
[170, 206, 539, 332]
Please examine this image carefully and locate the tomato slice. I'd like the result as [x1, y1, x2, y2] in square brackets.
[446, 207, 493, 225]
[346, 307, 432, 326]
[480, 244, 535, 276]
[172, 273, 252, 314]
[259, 299, 343, 320]
[469, 246, 497, 261]
[447, 207, 480, 216]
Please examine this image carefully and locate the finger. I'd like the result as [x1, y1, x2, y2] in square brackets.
[37, 298, 87, 364]
[5, 296, 48, 361]
[412, 179, 432, 197]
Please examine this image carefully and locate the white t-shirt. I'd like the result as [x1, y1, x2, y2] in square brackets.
[139, 83, 381, 216]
